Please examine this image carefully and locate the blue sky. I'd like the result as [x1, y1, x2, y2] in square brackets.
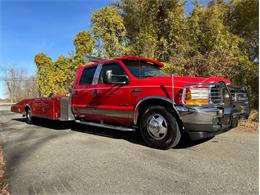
[0, 0, 206, 99]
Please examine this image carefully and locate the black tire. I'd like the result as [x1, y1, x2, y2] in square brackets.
[139, 105, 181, 149]
[25, 108, 33, 124]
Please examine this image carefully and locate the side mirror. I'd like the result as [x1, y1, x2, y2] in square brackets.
[104, 70, 128, 85]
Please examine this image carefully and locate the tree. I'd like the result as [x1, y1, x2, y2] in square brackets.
[34, 53, 54, 97]
[1, 66, 38, 103]
[71, 31, 96, 71]
[119, 0, 158, 58]
[73, 31, 95, 61]
[23, 76, 38, 99]
[32, 0, 258, 108]
[155, 0, 188, 61]
[35, 53, 76, 96]
[225, 0, 259, 61]
[91, 6, 127, 58]
[52, 55, 75, 94]
[118, 0, 188, 61]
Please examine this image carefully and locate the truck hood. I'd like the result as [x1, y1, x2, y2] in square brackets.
[136, 76, 231, 89]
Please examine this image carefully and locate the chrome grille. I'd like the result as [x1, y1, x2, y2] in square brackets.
[210, 85, 223, 104]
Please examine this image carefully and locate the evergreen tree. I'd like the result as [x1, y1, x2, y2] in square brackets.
[73, 31, 95, 62]
[34, 53, 54, 97]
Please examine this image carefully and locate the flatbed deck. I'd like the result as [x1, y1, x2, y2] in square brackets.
[11, 95, 74, 121]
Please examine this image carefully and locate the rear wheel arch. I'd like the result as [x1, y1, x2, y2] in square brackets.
[134, 97, 183, 130]
[24, 104, 31, 113]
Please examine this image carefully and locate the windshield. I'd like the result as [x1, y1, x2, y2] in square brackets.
[122, 60, 168, 78]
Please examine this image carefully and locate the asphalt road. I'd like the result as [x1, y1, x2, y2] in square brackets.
[0, 109, 258, 195]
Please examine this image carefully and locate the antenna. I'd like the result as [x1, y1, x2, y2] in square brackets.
[172, 73, 175, 106]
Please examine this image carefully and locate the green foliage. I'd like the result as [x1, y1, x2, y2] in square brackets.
[52, 55, 75, 95]
[120, 0, 158, 58]
[73, 31, 95, 59]
[34, 0, 258, 108]
[225, 0, 259, 61]
[119, 0, 188, 60]
[35, 53, 74, 97]
[34, 53, 54, 97]
[91, 7, 127, 58]
[34, 31, 95, 97]
[183, 1, 244, 76]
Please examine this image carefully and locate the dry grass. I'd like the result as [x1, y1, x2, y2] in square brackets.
[235, 120, 259, 133]
[0, 138, 9, 195]
[235, 109, 259, 133]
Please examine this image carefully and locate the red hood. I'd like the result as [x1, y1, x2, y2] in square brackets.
[134, 76, 231, 89]
[133, 76, 231, 104]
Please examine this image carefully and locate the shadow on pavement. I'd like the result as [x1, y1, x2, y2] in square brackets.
[12, 117, 145, 146]
[13, 118, 74, 130]
[175, 133, 214, 149]
[12, 117, 213, 149]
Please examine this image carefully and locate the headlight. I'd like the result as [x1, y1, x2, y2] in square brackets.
[184, 87, 209, 105]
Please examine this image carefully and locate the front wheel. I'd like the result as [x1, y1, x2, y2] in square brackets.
[140, 106, 181, 149]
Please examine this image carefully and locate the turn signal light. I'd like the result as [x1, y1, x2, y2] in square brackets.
[184, 87, 209, 105]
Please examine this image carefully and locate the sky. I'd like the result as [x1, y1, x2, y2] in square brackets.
[0, 0, 206, 99]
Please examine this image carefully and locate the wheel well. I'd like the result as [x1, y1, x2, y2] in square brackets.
[137, 99, 183, 130]
[24, 105, 30, 113]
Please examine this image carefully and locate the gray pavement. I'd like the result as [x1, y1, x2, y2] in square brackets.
[0, 109, 258, 194]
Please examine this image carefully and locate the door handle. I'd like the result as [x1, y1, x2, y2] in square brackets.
[132, 88, 142, 93]
[93, 89, 98, 96]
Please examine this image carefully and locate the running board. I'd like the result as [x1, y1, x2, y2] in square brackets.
[75, 120, 136, 132]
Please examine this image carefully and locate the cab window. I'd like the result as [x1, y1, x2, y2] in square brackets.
[122, 60, 167, 78]
[79, 66, 97, 85]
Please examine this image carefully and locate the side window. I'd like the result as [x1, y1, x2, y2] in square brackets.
[99, 63, 126, 84]
[79, 66, 97, 85]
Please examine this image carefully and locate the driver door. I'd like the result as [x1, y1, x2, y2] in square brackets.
[94, 62, 132, 124]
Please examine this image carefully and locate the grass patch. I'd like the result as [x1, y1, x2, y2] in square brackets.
[235, 110, 259, 133]
[0, 137, 9, 195]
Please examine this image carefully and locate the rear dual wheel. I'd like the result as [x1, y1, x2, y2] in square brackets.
[25, 108, 33, 124]
[140, 106, 181, 149]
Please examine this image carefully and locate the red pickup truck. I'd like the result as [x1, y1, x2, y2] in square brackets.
[11, 56, 250, 149]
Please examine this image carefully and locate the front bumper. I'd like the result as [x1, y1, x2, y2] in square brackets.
[176, 105, 242, 140]
[176, 82, 250, 140]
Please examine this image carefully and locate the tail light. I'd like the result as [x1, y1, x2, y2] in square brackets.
[184, 86, 209, 105]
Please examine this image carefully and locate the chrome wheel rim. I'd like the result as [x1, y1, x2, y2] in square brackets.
[147, 114, 168, 140]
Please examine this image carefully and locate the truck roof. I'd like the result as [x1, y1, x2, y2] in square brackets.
[81, 56, 164, 68]
[116, 56, 164, 67]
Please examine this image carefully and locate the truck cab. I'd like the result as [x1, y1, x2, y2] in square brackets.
[70, 56, 250, 149]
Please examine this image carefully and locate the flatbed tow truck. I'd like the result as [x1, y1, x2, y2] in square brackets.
[11, 56, 250, 149]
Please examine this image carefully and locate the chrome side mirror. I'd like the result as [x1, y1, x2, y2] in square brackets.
[104, 70, 128, 85]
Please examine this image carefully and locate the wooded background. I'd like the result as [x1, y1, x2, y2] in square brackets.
[8, 0, 259, 108]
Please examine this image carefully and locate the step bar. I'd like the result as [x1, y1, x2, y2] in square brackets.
[75, 120, 136, 132]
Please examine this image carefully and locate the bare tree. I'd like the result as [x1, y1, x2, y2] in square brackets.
[22, 76, 39, 99]
[1, 66, 39, 103]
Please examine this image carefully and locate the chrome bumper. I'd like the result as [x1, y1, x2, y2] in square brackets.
[176, 106, 239, 140]
[176, 83, 250, 140]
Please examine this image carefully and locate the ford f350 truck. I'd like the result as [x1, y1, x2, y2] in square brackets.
[11, 56, 250, 149]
